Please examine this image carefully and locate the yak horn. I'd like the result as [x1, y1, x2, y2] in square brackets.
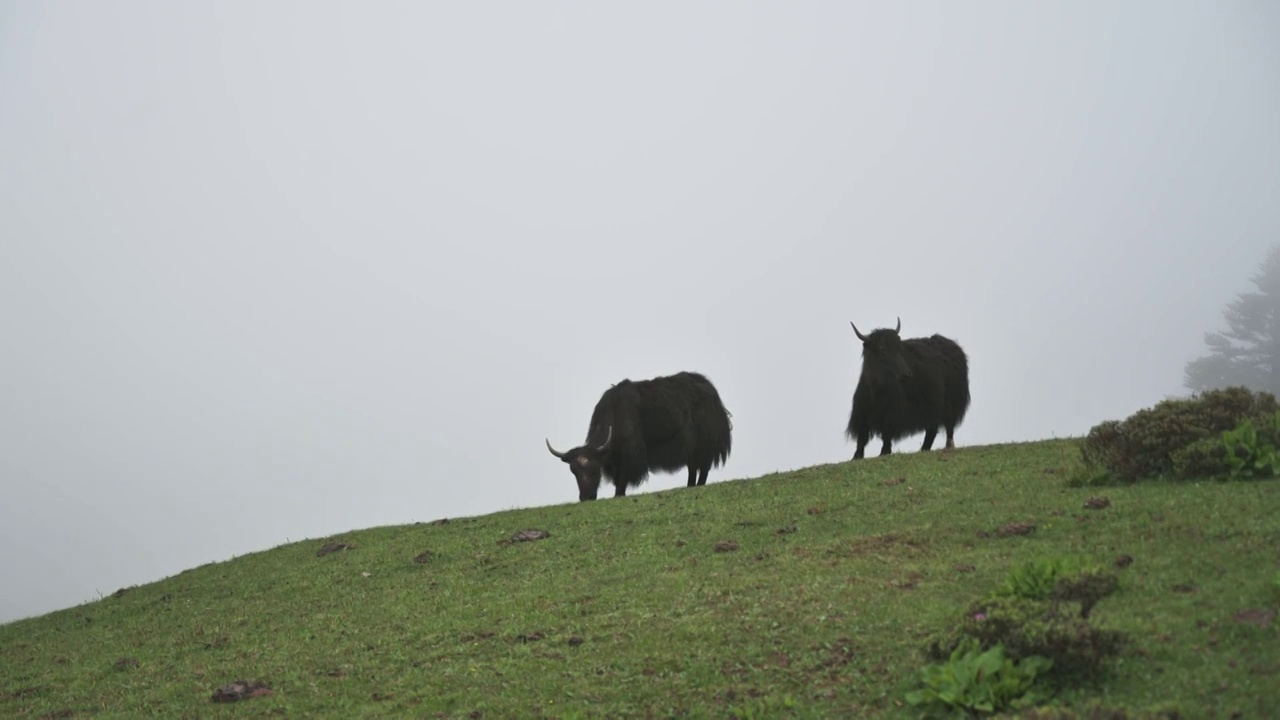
[895, 316, 901, 334]
[595, 425, 614, 453]
[545, 439, 568, 459]
[850, 321, 867, 341]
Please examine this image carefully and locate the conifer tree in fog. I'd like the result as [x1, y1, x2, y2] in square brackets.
[1185, 245, 1280, 396]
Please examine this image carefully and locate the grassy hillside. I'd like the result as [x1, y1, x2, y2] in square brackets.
[2, 439, 1278, 719]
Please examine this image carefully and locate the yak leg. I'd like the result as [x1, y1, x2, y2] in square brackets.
[920, 428, 938, 452]
[687, 466, 699, 488]
[945, 426, 957, 450]
[614, 483, 627, 498]
[879, 439, 893, 456]
[853, 430, 870, 460]
[697, 466, 710, 486]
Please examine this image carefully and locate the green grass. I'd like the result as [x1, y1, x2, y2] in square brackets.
[2, 438, 1278, 719]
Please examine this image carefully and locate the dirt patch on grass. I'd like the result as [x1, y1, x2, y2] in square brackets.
[413, 550, 434, 564]
[499, 529, 550, 546]
[1171, 582, 1198, 594]
[995, 522, 1036, 537]
[113, 656, 138, 670]
[211, 680, 273, 703]
[774, 525, 797, 535]
[881, 477, 905, 486]
[459, 631, 496, 643]
[815, 637, 856, 670]
[1114, 554, 1134, 568]
[954, 563, 976, 573]
[1233, 608, 1276, 628]
[836, 533, 930, 559]
[714, 540, 740, 552]
[1083, 496, 1111, 510]
[38, 711, 75, 720]
[316, 542, 355, 557]
[891, 571, 925, 590]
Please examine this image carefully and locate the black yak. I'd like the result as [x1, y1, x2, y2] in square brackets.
[545, 371, 733, 501]
[846, 317, 971, 459]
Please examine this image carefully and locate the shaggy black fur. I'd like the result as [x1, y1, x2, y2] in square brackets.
[846, 318, 971, 459]
[546, 371, 733, 501]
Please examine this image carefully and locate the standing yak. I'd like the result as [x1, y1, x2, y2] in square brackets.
[546, 371, 733, 501]
[846, 317, 971, 459]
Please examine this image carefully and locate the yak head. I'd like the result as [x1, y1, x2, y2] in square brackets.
[851, 316, 913, 382]
[545, 426, 614, 501]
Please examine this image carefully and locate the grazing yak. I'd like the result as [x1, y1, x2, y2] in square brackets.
[846, 317, 971, 459]
[546, 371, 733, 501]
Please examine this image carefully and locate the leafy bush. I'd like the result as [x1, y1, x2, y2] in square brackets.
[1079, 386, 1279, 481]
[926, 596, 1127, 684]
[905, 639, 1053, 718]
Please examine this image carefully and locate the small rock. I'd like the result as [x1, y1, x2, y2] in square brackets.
[1084, 496, 1111, 510]
[567, 635, 584, 646]
[361, 572, 371, 578]
[675, 539, 687, 547]
[316, 542, 354, 558]
[714, 540, 740, 552]
[431, 518, 450, 525]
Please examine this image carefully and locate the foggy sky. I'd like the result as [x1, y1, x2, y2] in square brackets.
[2, 1, 1278, 623]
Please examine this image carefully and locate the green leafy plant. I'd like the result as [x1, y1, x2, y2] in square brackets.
[995, 559, 1080, 601]
[1222, 412, 1280, 479]
[905, 639, 1052, 718]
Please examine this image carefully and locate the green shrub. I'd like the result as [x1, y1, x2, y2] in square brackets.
[905, 639, 1053, 718]
[1079, 386, 1279, 481]
[926, 596, 1127, 684]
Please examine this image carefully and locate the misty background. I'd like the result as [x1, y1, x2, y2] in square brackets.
[2, 1, 1277, 624]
